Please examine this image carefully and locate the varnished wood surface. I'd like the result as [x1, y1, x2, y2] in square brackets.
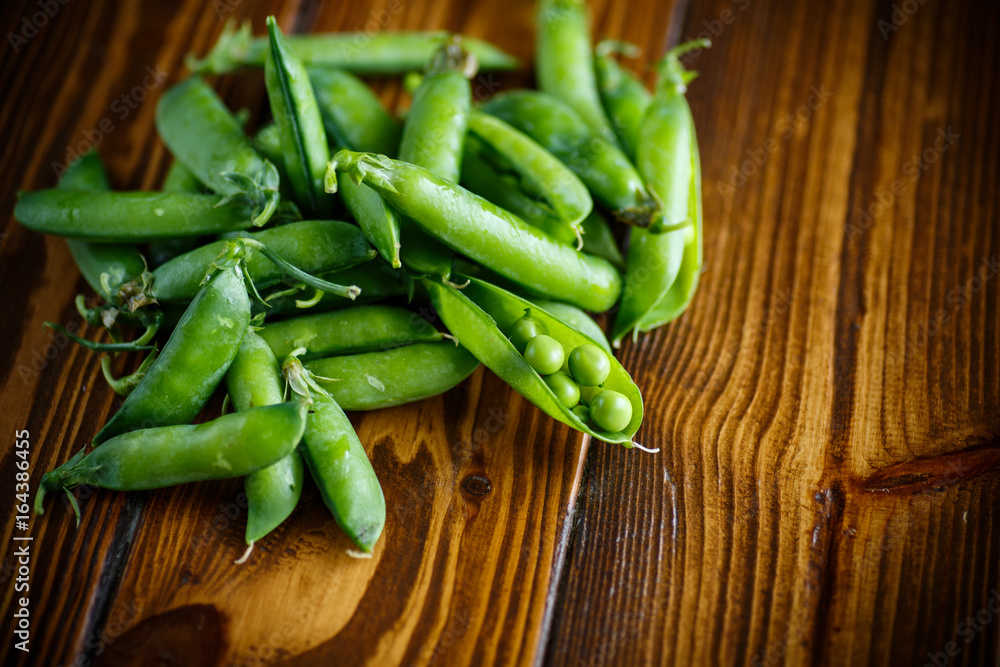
[1, 0, 998, 665]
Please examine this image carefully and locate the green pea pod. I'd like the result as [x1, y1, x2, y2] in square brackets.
[151, 220, 375, 303]
[325, 151, 622, 313]
[304, 341, 479, 410]
[309, 67, 401, 157]
[530, 299, 611, 353]
[265, 17, 332, 218]
[579, 209, 625, 271]
[93, 249, 252, 444]
[35, 401, 309, 523]
[57, 152, 146, 301]
[536, 0, 620, 150]
[395, 40, 477, 281]
[594, 41, 652, 161]
[260, 305, 445, 360]
[424, 276, 643, 445]
[14, 190, 256, 242]
[250, 125, 295, 201]
[258, 260, 408, 318]
[306, 68, 405, 270]
[467, 110, 593, 232]
[636, 112, 703, 330]
[612, 40, 708, 345]
[162, 159, 204, 193]
[155, 76, 280, 226]
[187, 21, 519, 75]
[284, 355, 385, 553]
[460, 142, 579, 247]
[226, 329, 305, 549]
[481, 91, 659, 228]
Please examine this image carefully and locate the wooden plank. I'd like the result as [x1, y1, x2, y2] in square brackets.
[546, 0, 1000, 665]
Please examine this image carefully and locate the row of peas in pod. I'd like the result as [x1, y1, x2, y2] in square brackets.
[16, 0, 707, 558]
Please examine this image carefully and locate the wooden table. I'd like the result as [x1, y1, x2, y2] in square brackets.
[1, 0, 998, 664]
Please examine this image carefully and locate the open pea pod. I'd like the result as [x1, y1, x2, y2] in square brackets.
[424, 275, 643, 446]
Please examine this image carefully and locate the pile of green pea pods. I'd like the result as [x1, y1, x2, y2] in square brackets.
[18, 0, 707, 557]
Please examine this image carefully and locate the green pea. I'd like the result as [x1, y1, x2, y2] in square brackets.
[571, 404, 591, 423]
[508, 312, 547, 353]
[524, 334, 565, 375]
[568, 343, 611, 386]
[590, 390, 632, 433]
[544, 371, 581, 407]
[579, 383, 603, 405]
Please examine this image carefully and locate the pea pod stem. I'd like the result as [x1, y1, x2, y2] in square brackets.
[239, 237, 361, 301]
[101, 349, 159, 397]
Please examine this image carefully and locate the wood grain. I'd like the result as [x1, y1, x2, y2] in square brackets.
[0, 0, 997, 665]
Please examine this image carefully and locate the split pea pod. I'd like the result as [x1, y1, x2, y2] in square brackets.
[265, 17, 332, 217]
[156, 75, 280, 226]
[530, 299, 612, 353]
[14, 190, 256, 242]
[536, 0, 620, 149]
[150, 220, 375, 303]
[424, 276, 643, 445]
[284, 354, 385, 553]
[226, 329, 305, 549]
[187, 22, 519, 75]
[304, 341, 479, 411]
[594, 41, 652, 161]
[481, 90, 659, 228]
[395, 40, 476, 281]
[35, 401, 309, 521]
[93, 247, 252, 444]
[57, 152, 146, 301]
[612, 40, 708, 345]
[325, 151, 622, 313]
[259, 305, 445, 360]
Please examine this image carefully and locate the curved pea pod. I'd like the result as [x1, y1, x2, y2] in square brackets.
[187, 21, 519, 75]
[155, 76, 280, 226]
[395, 40, 476, 280]
[93, 258, 252, 445]
[460, 143, 578, 247]
[150, 220, 375, 303]
[536, 0, 620, 149]
[637, 116, 703, 330]
[594, 41, 652, 161]
[284, 355, 385, 553]
[310, 67, 401, 157]
[303, 341, 479, 410]
[35, 401, 309, 521]
[481, 90, 659, 228]
[14, 190, 256, 242]
[260, 305, 445, 360]
[57, 152, 146, 301]
[325, 151, 622, 313]
[258, 260, 408, 318]
[424, 276, 642, 445]
[612, 40, 708, 345]
[162, 159, 204, 193]
[226, 329, 305, 549]
[265, 17, 332, 218]
[467, 110, 593, 232]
